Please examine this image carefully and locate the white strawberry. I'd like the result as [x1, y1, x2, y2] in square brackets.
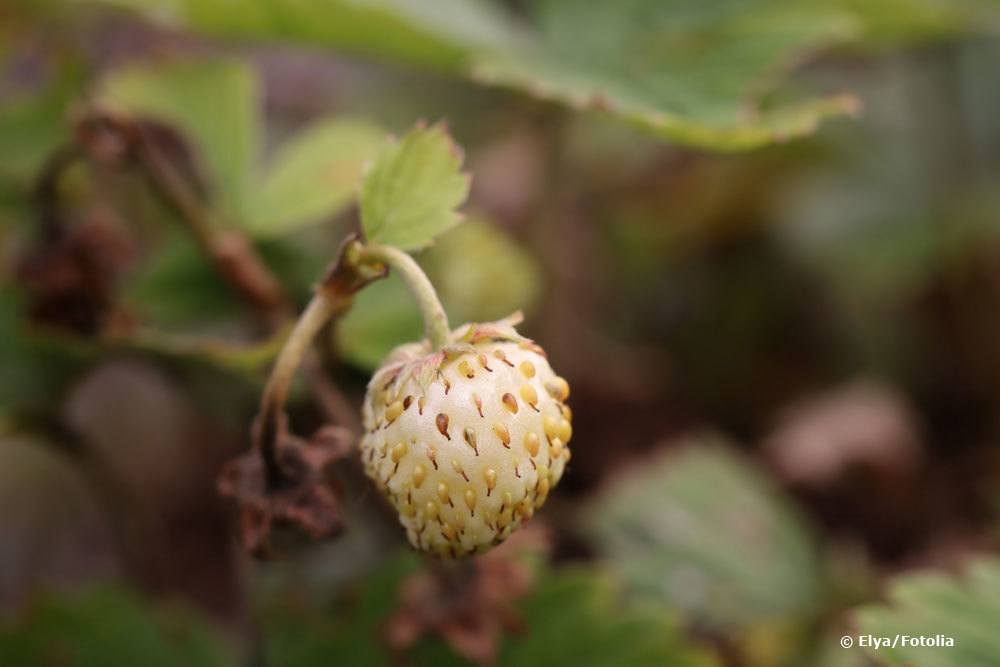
[360, 315, 572, 558]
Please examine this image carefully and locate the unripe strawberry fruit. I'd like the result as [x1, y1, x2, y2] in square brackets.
[360, 317, 571, 558]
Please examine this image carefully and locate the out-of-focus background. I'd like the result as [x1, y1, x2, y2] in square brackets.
[2, 1, 1000, 665]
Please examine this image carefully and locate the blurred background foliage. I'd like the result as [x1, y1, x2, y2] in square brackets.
[2, 0, 1000, 665]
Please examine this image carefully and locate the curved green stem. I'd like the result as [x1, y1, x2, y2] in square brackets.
[260, 293, 336, 413]
[356, 243, 451, 351]
[258, 240, 449, 433]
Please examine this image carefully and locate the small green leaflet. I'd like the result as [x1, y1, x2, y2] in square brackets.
[360, 123, 471, 251]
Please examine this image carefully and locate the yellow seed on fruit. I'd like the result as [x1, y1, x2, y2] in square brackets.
[494, 349, 514, 366]
[536, 475, 550, 498]
[536, 464, 549, 485]
[425, 500, 439, 520]
[441, 523, 457, 541]
[550, 437, 564, 459]
[520, 384, 538, 408]
[493, 423, 510, 448]
[478, 353, 492, 371]
[517, 499, 534, 519]
[557, 419, 572, 443]
[546, 377, 570, 401]
[472, 393, 484, 417]
[561, 404, 572, 421]
[520, 361, 536, 378]
[458, 359, 474, 378]
[543, 415, 559, 441]
[437, 482, 451, 505]
[385, 400, 404, 422]
[412, 464, 427, 488]
[418, 396, 426, 415]
[524, 432, 540, 457]
[451, 459, 469, 481]
[484, 468, 497, 494]
[402, 503, 417, 517]
[464, 427, 478, 454]
[502, 393, 518, 413]
[426, 445, 438, 469]
[464, 488, 477, 513]
[391, 441, 408, 463]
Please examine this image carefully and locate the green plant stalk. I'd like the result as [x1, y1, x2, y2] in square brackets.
[260, 293, 336, 413]
[260, 241, 450, 418]
[356, 243, 452, 351]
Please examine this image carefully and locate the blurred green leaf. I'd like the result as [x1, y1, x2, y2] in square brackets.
[583, 440, 824, 629]
[99, 59, 259, 221]
[123, 232, 242, 328]
[424, 217, 542, 325]
[336, 275, 422, 370]
[497, 569, 716, 667]
[829, 0, 1000, 46]
[106, 0, 876, 150]
[104, 0, 521, 71]
[360, 123, 470, 251]
[262, 551, 716, 667]
[854, 557, 1000, 667]
[0, 290, 94, 414]
[0, 585, 234, 666]
[472, 0, 859, 151]
[337, 218, 539, 369]
[0, 89, 70, 189]
[245, 118, 385, 237]
[262, 553, 422, 667]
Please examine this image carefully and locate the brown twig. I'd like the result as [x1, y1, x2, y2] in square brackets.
[75, 110, 291, 328]
[72, 109, 370, 471]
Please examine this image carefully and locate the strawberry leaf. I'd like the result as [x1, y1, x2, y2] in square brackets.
[854, 557, 1000, 666]
[359, 123, 470, 251]
[245, 118, 385, 237]
[583, 439, 824, 631]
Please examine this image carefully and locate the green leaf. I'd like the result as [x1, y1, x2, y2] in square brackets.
[98, 58, 259, 221]
[499, 569, 716, 667]
[245, 118, 385, 237]
[0, 585, 234, 666]
[123, 232, 243, 328]
[260, 551, 717, 667]
[102, 0, 521, 71]
[854, 557, 1000, 667]
[0, 289, 95, 414]
[360, 123, 470, 251]
[583, 439, 824, 630]
[0, 88, 70, 189]
[423, 217, 542, 325]
[104, 0, 1000, 151]
[336, 217, 540, 369]
[336, 275, 423, 370]
[471, 0, 860, 151]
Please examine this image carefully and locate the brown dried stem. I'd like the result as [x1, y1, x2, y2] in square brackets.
[76, 110, 290, 327]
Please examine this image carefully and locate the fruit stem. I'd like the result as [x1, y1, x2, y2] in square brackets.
[356, 243, 452, 351]
[261, 293, 336, 414]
